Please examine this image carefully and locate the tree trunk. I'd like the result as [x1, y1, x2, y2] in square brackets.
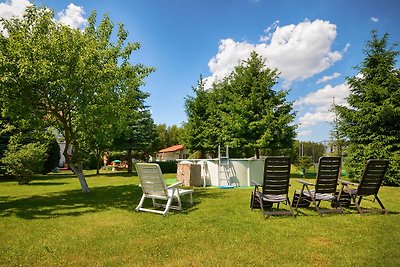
[127, 149, 132, 174]
[255, 148, 260, 159]
[70, 163, 90, 193]
[96, 150, 101, 175]
[63, 142, 90, 193]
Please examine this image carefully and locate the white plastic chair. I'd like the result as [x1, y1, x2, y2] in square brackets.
[135, 163, 194, 216]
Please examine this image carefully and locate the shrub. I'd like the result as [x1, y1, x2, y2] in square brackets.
[295, 156, 313, 178]
[42, 138, 61, 174]
[149, 161, 177, 173]
[1, 142, 47, 184]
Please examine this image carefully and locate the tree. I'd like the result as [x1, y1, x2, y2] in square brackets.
[42, 136, 61, 174]
[329, 100, 347, 158]
[295, 156, 314, 178]
[0, 6, 153, 191]
[224, 52, 297, 157]
[183, 76, 215, 158]
[336, 31, 400, 185]
[184, 52, 297, 158]
[156, 124, 184, 149]
[294, 141, 326, 163]
[112, 81, 159, 171]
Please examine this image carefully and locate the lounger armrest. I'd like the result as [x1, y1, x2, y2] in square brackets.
[251, 180, 261, 186]
[167, 181, 183, 188]
[297, 179, 315, 186]
[339, 179, 358, 187]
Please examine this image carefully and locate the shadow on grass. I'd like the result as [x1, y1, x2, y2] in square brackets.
[0, 184, 141, 219]
[27, 182, 68, 186]
[0, 182, 224, 219]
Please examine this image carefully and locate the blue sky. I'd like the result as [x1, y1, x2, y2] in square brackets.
[1, 0, 399, 142]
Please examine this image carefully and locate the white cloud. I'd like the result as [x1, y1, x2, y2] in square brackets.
[299, 112, 334, 127]
[259, 20, 279, 42]
[58, 3, 87, 29]
[0, 0, 31, 35]
[297, 130, 312, 136]
[343, 43, 351, 53]
[316, 72, 341, 84]
[370, 17, 379, 23]
[205, 19, 343, 88]
[296, 83, 350, 127]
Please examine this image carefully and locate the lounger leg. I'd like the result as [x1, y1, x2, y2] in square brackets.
[135, 194, 146, 212]
[295, 186, 305, 211]
[162, 197, 173, 217]
[188, 192, 193, 205]
[354, 196, 364, 214]
[374, 195, 388, 214]
[287, 196, 295, 217]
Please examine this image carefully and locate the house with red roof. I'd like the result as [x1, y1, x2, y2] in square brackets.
[156, 144, 188, 161]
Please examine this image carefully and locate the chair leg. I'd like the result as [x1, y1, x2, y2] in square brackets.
[162, 197, 173, 217]
[295, 186, 306, 212]
[374, 195, 387, 213]
[135, 194, 146, 212]
[188, 192, 193, 205]
[287, 196, 295, 217]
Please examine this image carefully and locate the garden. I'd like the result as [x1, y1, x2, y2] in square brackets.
[1, 169, 400, 266]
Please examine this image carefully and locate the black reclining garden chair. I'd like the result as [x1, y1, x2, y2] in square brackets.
[251, 156, 293, 218]
[295, 156, 343, 216]
[338, 159, 389, 214]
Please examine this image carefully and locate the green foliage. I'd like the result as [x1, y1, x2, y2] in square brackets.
[335, 31, 400, 185]
[149, 161, 177, 173]
[0, 5, 153, 190]
[156, 124, 184, 150]
[295, 156, 314, 178]
[184, 53, 297, 158]
[1, 142, 47, 184]
[293, 141, 326, 163]
[42, 138, 61, 174]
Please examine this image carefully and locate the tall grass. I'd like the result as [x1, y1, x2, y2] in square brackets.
[1, 170, 399, 266]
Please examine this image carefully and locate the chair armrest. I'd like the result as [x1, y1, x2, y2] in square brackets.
[167, 181, 183, 188]
[339, 179, 358, 187]
[297, 179, 315, 186]
[251, 180, 261, 186]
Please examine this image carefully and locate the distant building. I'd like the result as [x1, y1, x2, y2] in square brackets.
[156, 144, 188, 161]
[58, 141, 66, 167]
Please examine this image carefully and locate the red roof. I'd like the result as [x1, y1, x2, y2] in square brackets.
[158, 144, 184, 153]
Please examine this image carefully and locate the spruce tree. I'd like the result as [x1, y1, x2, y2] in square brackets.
[336, 31, 400, 185]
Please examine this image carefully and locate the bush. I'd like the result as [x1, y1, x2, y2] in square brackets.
[1, 142, 47, 184]
[42, 138, 61, 174]
[294, 156, 313, 178]
[82, 153, 98, 170]
[149, 161, 177, 173]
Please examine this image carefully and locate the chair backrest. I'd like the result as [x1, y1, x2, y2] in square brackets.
[262, 156, 291, 195]
[357, 159, 389, 196]
[136, 163, 167, 197]
[315, 156, 342, 194]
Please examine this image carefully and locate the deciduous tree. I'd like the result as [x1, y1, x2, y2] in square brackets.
[0, 6, 153, 191]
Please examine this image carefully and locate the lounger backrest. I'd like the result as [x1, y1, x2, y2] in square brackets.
[315, 156, 341, 194]
[262, 156, 291, 195]
[136, 163, 167, 197]
[358, 159, 389, 196]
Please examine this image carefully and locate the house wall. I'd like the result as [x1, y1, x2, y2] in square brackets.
[156, 149, 189, 161]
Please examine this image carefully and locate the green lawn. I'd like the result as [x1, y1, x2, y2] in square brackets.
[1, 170, 400, 266]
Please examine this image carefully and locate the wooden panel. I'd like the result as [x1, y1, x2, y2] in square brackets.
[177, 163, 202, 186]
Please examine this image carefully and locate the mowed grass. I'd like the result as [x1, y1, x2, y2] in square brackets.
[1, 170, 400, 266]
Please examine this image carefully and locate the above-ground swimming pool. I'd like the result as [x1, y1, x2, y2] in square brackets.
[176, 159, 264, 187]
